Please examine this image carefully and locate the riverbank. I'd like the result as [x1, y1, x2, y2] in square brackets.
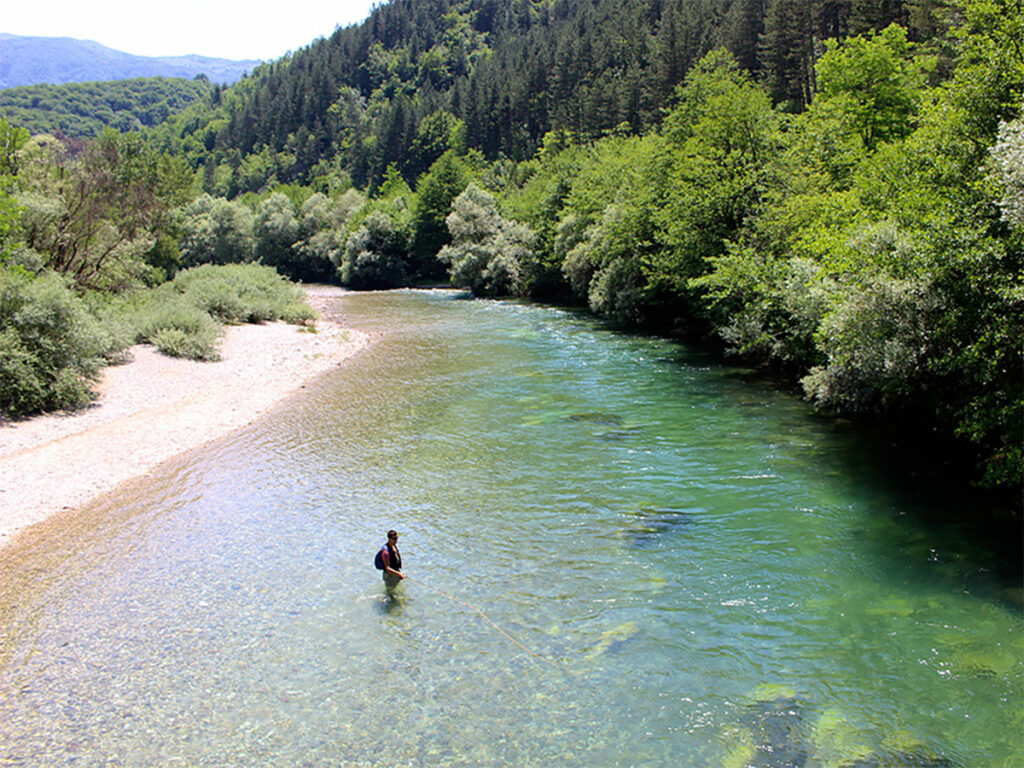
[0, 285, 369, 551]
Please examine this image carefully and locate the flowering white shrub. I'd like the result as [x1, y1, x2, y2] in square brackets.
[990, 114, 1024, 230]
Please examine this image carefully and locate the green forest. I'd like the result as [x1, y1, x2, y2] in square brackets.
[0, 0, 1021, 503]
[0, 76, 215, 138]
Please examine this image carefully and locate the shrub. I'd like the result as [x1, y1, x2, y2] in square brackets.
[178, 194, 255, 266]
[0, 263, 319, 414]
[181, 279, 249, 323]
[587, 258, 645, 326]
[134, 295, 221, 361]
[801, 274, 943, 412]
[693, 249, 828, 368]
[125, 263, 316, 361]
[0, 327, 47, 415]
[339, 212, 410, 289]
[560, 204, 650, 323]
[149, 327, 216, 360]
[991, 114, 1024, 230]
[276, 301, 318, 325]
[0, 269, 114, 416]
[169, 263, 314, 325]
[284, 192, 352, 283]
[439, 184, 537, 297]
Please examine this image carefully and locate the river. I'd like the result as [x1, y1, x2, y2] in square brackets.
[0, 290, 1020, 767]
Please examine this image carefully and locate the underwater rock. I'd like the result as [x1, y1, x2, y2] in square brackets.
[746, 696, 808, 767]
[840, 746, 953, 768]
[620, 506, 696, 548]
[865, 731, 952, 767]
[585, 621, 640, 659]
[949, 645, 1019, 678]
[808, 708, 875, 768]
[720, 726, 759, 768]
[719, 685, 810, 767]
[594, 424, 645, 442]
[745, 684, 799, 703]
[722, 689, 958, 768]
[564, 412, 625, 425]
[864, 597, 916, 618]
[996, 586, 1024, 611]
[721, 693, 808, 767]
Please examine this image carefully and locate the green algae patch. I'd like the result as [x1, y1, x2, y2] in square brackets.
[950, 645, 1020, 677]
[744, 683, 799, 704]
[719, 726, 758, 768]
[808, 708, 874, 768]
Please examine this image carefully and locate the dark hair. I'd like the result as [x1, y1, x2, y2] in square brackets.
[387, 530, 398, 539]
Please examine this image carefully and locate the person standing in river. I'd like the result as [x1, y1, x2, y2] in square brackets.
[379, 530, 404, 591]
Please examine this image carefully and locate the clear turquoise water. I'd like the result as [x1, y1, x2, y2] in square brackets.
[0, 290, 1020, 767]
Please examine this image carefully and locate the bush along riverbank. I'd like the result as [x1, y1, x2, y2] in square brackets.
[0, 263, 316, 420]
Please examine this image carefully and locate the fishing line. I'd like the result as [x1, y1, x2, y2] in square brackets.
[403, 575, 562, 669]
[353, 520, 563, 668]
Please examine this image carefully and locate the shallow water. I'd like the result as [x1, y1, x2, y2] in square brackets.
[1, 290, 1020, 767]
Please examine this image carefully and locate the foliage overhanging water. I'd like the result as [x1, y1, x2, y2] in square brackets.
[1, 290, 1020, 767]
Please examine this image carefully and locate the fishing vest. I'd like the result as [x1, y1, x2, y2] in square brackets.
[383, 543, 401, 570]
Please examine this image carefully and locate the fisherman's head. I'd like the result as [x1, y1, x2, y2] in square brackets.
[387, 530, 398, 542]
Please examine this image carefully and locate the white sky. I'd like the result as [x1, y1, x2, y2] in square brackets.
[2, 0, 380, 61]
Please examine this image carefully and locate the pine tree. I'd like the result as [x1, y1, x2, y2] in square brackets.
[760, 0, 819, 110]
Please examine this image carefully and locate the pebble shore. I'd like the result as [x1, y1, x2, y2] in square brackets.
[0, 286, 370, 550]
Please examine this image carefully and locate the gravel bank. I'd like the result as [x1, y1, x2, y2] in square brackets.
[0, 286, 370, 550]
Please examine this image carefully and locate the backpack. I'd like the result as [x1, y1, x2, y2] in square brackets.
[374, 546, 386, 570]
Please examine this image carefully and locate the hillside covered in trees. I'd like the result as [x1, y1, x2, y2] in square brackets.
[0, 77, 215, 138]
[0, 0, 1021, 506]
[152, 0, 965, 195]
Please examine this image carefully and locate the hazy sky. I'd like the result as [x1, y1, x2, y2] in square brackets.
[3, 0, 380, 61]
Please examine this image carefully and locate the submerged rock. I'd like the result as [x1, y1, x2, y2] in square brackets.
[722, 692, 808, 768]
[585, 621, 640, 659]
[594, 424, 645, 442]
[949, 645, 1019, 678]
[564, 411, 625, 425]
[841, 752, 953, 768]
[856, 731, 954, 768]
[748, 696, 808, 767]
[809, 708, 875, 768]
[620, 506, 697, 548]
[721, 689, 958, 768]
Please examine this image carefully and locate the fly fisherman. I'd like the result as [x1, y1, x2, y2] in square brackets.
[378, 529, 405, 591]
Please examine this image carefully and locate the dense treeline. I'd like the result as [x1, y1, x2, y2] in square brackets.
[0, 120, 314, 415]
[150, 0, 948, 197]
[0, 77, 215, 138]
[483, 10, 1020, 492]
[0, 0, 1020, 502]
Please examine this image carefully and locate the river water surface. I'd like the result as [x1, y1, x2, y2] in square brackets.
[0, 290, 1020, 767]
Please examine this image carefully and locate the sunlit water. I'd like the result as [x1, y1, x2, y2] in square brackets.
[1, 290, 1020, 767]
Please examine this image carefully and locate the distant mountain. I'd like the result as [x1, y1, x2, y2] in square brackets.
[0, 34, 260, 88]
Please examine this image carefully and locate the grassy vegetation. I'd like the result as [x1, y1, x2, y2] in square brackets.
[0, 263, 318, 418]
[0, 269, 123, 414]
